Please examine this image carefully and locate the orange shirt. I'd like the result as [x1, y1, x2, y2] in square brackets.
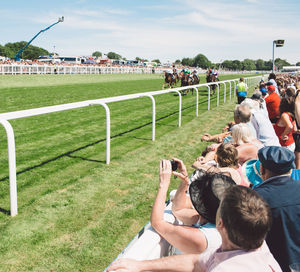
[265, 92, 280, 119]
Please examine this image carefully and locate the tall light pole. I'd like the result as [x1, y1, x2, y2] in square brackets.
[272, 39, 284, 73]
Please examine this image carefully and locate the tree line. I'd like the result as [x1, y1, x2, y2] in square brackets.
[1, 42, 298, 70]
[0, 42, 49, 60]
[177, 53, 297, 71]
[90, 52, 300, 71]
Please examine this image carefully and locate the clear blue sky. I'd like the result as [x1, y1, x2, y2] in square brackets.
[1, 0, 299, 64]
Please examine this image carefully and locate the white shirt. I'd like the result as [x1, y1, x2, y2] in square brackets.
[251, 110, 280, 146]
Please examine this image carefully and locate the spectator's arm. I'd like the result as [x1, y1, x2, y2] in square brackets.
[151, 160, 207, 253]
[107, 254, 201, 272]
[171, 160, 199, 225]
[201, 132, 230, 143]
[171, 159, 199, 225]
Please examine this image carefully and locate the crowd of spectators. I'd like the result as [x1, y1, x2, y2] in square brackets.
[108, 72, 300, 272]
[0, 58, 152, 68]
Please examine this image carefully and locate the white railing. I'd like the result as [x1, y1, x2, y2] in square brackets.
[0, 64, 166, 75]
[0, 76, 262, 216]
[0, 64, 266, 76]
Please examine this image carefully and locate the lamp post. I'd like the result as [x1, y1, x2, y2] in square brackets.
[272, 39, 284, 73]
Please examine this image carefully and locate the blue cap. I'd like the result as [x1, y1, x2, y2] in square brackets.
[258, 146, 295, 175]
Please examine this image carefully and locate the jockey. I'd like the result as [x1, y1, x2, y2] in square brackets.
[184, 68, 191, 74]
[193, 70, 199, 80]
[186, 68, 193, 80]
[166, 68, 175, 80]
[213, 70, 218, 78]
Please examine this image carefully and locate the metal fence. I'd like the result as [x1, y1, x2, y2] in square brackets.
[0, 64, 264, 75]
[0, 64, 167, 75]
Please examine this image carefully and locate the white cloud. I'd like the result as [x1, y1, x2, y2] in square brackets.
[105, 8, 132, 15]
[72, 9, 103, 17]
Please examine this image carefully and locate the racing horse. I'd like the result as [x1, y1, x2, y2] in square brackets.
[162, 71, 177, 89]
[206, 73, 218, 95]
[192, 74, 200, 85]
[174, 72, 180, 84]
[180, 71, 194, 95]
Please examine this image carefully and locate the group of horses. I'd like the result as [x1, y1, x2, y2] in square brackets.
[162, 70, 219, 95]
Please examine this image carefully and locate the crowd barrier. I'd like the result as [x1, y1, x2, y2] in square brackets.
[0, 64, 166, 75]
[0, 64, 266, 76]
[0, 75, 263, 216]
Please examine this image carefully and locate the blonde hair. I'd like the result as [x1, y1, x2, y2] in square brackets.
[231, 123, 255, 145]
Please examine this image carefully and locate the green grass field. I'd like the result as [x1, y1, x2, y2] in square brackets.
[0, 73, 258, 271]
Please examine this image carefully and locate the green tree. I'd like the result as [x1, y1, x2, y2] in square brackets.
[274, 58, 290, 70]
[242, 59, 256, 71]
[296, 62, 300, 66]
[193, 53, 211, 69]
[264, 60, 273, 70]
[174, 59, 181, 64]
[0, 44, 13, 57]
[181, 57, 193, 66]
[255, 59, 266, 70]
[222, 60, 233, 70]
[152, 59, 161, 64]
[92, 51, 102, 58]
[107, 52, 122, 59]
[232, 60, 242, 70]
[5, 41, 49, 59]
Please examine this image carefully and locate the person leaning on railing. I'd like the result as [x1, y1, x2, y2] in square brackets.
[192, 143, 249, 186]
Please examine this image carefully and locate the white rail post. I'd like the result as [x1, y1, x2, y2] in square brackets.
[141, 95, 156, 141]
[170, 90, 182, 127]
[194, 87, 199, 117]
[90, 103, 111, 164]
[0, 119, 18, 216]
[234, 80, 237, 98]
[217, 83, 220, 106]
[228, 81, 232, 100]
[103, 104, 110, 164]
[221, 82, 226, 103]
[207, 85, 211, 110]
